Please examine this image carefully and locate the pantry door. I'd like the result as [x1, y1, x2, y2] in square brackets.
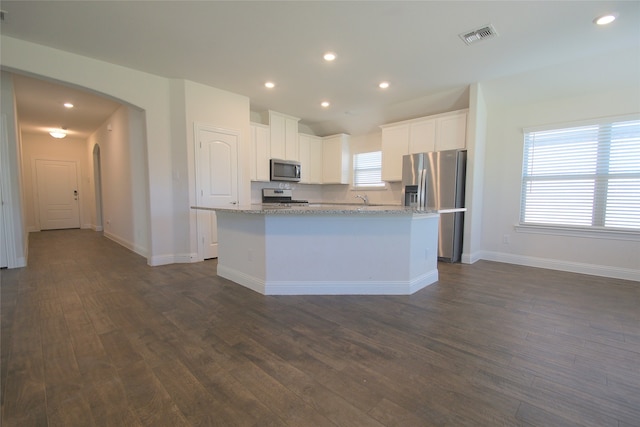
[195, 124, 239, 260]
[35, 159, 80, 230]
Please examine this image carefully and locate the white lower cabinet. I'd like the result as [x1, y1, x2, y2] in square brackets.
[250, 123, 270, 182]
[381, 109, 468, 181]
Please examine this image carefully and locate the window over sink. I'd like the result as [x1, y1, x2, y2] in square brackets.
[353, 151, 385, 189]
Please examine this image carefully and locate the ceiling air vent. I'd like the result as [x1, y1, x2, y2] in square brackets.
[459, 24, 498, 45]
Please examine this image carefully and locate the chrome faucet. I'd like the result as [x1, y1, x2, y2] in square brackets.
[355, 194, 369, 205]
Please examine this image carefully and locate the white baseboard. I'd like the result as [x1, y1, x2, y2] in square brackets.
[103, 231, 147, 259]
[217, 265, 439, 295]
[148, 252, 199, 266]
[461, 250, 483, 264]
[479, 251, 640, 282]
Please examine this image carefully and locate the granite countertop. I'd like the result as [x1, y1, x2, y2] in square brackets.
[191, 203, 462, 215]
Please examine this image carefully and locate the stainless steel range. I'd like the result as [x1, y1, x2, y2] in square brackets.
[262, 189, 309, 206]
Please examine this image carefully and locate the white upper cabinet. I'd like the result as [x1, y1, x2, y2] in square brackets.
[409, 119, 436, 154]
[268, 110, 300, 161]
[250, 123, 270, 182]
[381, 125, 410, 182]
[322, 134, 350, 184]
[435, 112, 467, 151]
[381, 109, 468, 181]
[299, 133, 323, 184]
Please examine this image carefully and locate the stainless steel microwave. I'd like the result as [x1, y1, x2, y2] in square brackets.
[270, 158, 301, 182]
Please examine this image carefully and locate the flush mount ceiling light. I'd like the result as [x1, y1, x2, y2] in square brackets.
[321, 101, 330, 108]
[594, 14, 616, 25]
[323, 52, 336, 62]
[264, 81, 275, 89]
[63, 102, 74, 108]
[379, 81, 390, 89]
[49, 128, 67, 139]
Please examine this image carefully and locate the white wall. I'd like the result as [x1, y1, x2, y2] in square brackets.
[2, 36, 174, 265]
[0, 71, 27, 267]
[172, 79, 251, 259]
[86, 105, 149, 257]
[462, 83, 488, 264]
[21, 133, 92, 231]
[481, 85, 640, 280]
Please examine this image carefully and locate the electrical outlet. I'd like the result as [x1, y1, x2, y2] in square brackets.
[502, 234, 510, 244]
[248, 250, 253, 261]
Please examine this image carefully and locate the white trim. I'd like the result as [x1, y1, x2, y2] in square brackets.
[31, 157, 82, 231]
[148, 252, 199, 266]
[0, 113, 19, 268]
[193, 122, 240, 262]
[103, 230, 147, 258]
[461, 250, 482, 264]
[515, 224, 640, 241]
[218, 265, 438, 295]
[522, 113, 640, 134]
[479, 251, 640, 282]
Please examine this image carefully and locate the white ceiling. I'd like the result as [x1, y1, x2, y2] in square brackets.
[1, 1, 639, 138]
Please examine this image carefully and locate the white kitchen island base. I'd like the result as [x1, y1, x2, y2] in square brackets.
[213, 208, 440, 295]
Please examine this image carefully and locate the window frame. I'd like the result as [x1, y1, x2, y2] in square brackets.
[517, 114, 640, 238]
[351, 150, 387, 190]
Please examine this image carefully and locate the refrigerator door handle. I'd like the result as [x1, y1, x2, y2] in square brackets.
[420, 168, 428, 209]
[417, 169, 423, 209]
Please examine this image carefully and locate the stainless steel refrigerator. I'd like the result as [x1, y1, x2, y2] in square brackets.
[402, 149, 467, 262]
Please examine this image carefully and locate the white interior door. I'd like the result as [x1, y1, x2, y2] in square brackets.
[35, 159, 80, 230]
[196, 125, 239, 260]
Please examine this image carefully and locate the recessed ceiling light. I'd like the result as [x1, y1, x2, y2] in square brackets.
[49, 129, 67, 139]
[323, 52, 336, 62]
[379, 81, 390, 89]
[594, 14, 616, 25]
[321, 101, 330, 108]
[265, 81, 275, 89]
[63, 102, 74, 108]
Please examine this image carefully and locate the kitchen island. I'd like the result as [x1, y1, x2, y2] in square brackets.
[192, 204, 440, 295]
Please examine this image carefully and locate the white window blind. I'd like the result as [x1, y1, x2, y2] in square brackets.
[521, 118, 640, 230]
[353, 151, 385, 187]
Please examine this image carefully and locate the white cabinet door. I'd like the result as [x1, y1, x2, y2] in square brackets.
[285, 118, 299, 161]
[299, 133, 323, 184]
[298, 134, 311, 183]
[381, 125, 409, 182]
[322, 134, 350, 184]
[409, 119, 436, 154]
[268, 111, 300, 161]
[308, 137, 324, 184]
[435, 112, 467, 151]
[250, 123, 270, 182]
[269, 113, 285, 159]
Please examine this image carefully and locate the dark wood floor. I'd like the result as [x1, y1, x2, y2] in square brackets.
[1, 230, 639, 426]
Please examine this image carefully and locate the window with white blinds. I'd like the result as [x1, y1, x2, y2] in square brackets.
[520, 117, 640, 230]
[353, 151, 385, 188]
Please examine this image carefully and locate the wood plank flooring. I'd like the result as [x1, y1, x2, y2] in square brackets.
[1, 229, 639, 426]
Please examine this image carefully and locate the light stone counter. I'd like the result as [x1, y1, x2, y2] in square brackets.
[192, 203, 437, 215]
